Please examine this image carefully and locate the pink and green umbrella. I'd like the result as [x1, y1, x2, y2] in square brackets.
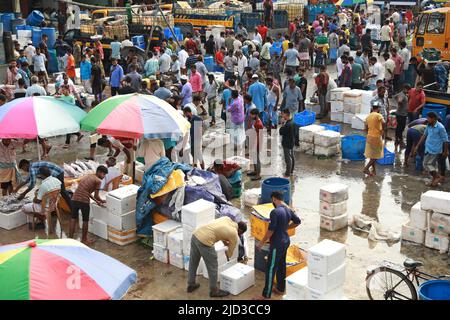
[80, 93, 190, 140]
[0, 239, 137, 300]
[0, 96, 86, 139]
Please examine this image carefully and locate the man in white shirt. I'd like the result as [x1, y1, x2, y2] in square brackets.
[159, 48, 171, 74]
[366, 56, 383, 90]
[336, 51, 349, 79]
[178, 46, 189, 75]
[100, 157, 122, 191]
[236, 50, 248, 81]
[26, 76, 47, 97]
[399, 41, 410, 75]
[379, 20, 392, 56]
[215, 32, 226, 52]
[383, 52, 395, 97]
[260, 37, 272, 64]
[233, 35, 243, 52]
[32, 48, 47, 73]
[24, 41, 36, 67]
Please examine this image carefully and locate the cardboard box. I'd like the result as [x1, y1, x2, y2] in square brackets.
[320, 213, 348, 232]
[421, 191, 450, 214]
[106, 184, 140, 216]
[0, 209, 27, 230]
[107, 227, 137, 246]
[285, 267, 309, 300]
[425, 230, 450, 252]
[108, 210, 136, 231]
[152, 220, 182, 248]
[153, 243, 169, 264]
[319, 200, 347, 218]
[401, 223, 425, 244]
[169, 251, 184, 269]
[410, 202, 428, 230]
[220, 263, 255, 295]
[308, 239, 346, 274]
[168, 228, 184, 254]
[320, 183, 349, 204]
[181, 199, 215, 228]
[308, 263, 346, 292]
[92, 219, 108, 240]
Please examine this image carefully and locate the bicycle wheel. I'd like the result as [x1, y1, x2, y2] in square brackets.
[366, 267, 418, 300]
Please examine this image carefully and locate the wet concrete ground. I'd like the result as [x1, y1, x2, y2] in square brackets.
[1, 68, 450, 300]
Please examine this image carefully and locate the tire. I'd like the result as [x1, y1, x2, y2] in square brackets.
[366, 267, 418, 300]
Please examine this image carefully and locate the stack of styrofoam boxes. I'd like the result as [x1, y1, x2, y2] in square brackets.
[79, 190, 108, 239]
[330, 87, 350, 122]
[284, 267, 309, 300]
[319, 183, 349, 232]
[419, 191, 450, 253]
[105, 184, 140, 245]
[351, 90, 373, 130]
[343, 90, 364, 124]
[181, 199, 216, 275]
[201, 241, 238, 280]
[299, 124, 325, 155]
[313, 130, 342, 157]
[401, 202, 429, 245]
[168, 228, 185, 269]
[219, 263, 255, 295]
[152, 220, 182, 264]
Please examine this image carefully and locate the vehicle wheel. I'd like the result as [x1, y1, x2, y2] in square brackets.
[366, 267, 418, 300]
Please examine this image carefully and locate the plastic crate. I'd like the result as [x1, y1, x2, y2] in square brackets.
[250, 213, 295, 241]
[294, 110, 316, 127]
[376, 148, 395, 165]
[320, 124, 341, 132]
[341, 135, 366, 161]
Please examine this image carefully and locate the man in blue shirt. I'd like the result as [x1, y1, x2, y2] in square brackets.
[80, 55, 92, 93]
[413, 112, 449, 187]
[255, 191, 301, 300]
[109, 58, 124, 96]
[180, 75, 193, 107]
[110, 36, 121, 60]
[247, 74, 268, 114]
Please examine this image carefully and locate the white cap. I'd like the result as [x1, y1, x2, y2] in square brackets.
[252, 74, 259, 79]
[180, 75, 188, 81]
[27, 40, 33, 44]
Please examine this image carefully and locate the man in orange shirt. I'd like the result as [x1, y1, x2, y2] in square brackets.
[408, 82, 426, 123]
[257, 24, 269, 42]
[215, 46, 226, 70]
[66, 48, 76, 82]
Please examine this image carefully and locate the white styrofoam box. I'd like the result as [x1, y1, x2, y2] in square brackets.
[360, 91, 374, 115]
[314, 130, 341, 147]
[320, 183, 349, 204]
[152, 220, 182, 248]
[305, 103, 321, 114]
[0, 210, 27, 230]
[215, 241, 229, 266]
[343, 102, 360, 114]
[314, 144, 340, 157]
[47, 83, 56, 95]
[351, 114, 368, 130]
[183, 224, 195, 254]
[410, 202, 428, 230]
[226, 156, 251, 172]
[220, 263, 255, 295]
[285, 267, 309, 300]
[92, 219, 108, 240]
[360, 102, 372, 115]
[320, 213, 348, 232]
[168, 228, 184, 254]
[319, 200, 347, 217]
[90, 202, 108, 222]
[299, 142, 314, 155]
[421, 191, 450, 214]
[181, 199, 215, 228]
[306, 285, 345, 300]
[430, 212, 450, 235]
[183, 255, 204, 275]
[299, 124, 325, 143]
[153, 243, 169, 264]
[330, 100, 344, 113]
[244, 188, 261, 207]
[169, 251, 184, 269]
[424, 230, 450, 252]
[108, 210, 136, 231]
[308, 263, 346, 292]
[308, 239, 346, 274]
[17, 30, 32, 39]
[401, 223, 426, 244]
[343, 112, 353, 124]
[343, 90, 363, 105]
[330, 87, 351, 101]
[203, 259, 237, 280]
[330, 111, 343, 122]
[106, 184, 140, 216]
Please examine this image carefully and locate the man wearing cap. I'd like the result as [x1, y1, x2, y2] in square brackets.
[247, 74, 268, 115]
[180, 75, 193, 107]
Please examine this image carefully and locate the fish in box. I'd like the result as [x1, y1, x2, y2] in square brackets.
[168, 228, 184, 254]
[107, 227, 137, 246]
[330, 101, 344, 113]
[351, 114, 368, 130]
[320, 183, 349, 204]
[299, 142, 314, 155]
[430, 213, 450, 235]
[421, 191, 450, 215]
[299, 124, 325, 143]
[308, 263, 346, 293]
[152, 220, 182, 247]
[314, 144, 340, 157]
[401, 223, 425, 244]
[314, 130, 341, 147]
[319, 200, 347, 217]
[320, 213, 348, 231]
[343, 112, 353, 124]
[330, 112, 343, 122]
[330, 87, 351, 101]
[219, 263, 255, 295]
[410, 202, 429, 230]
[424, 230, 449, 252]
[307, 239, 346, 274]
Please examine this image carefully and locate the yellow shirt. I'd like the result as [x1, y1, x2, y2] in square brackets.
[344, 29, 350, 38]
[365, 112, 384, 138]
[194, 216, 238, 258]
[282, 40, 290, 53]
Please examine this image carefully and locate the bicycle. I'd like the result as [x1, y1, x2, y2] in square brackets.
[366, 258, 450, 300]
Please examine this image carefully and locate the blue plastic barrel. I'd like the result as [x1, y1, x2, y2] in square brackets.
[11, 19, 25, 35]
[26, 10, 45, 27]
[32, 28, 42, 47]
[342, 135, 366, 161]
[41, 27, 56, 48]
[47, 49, 58, 74]
[376, 147, 395, 165]
[204, 55, 214, 72]
[418, 280, 450, 300]
[261, 177, 291, 205]
[415, 155, 424, 171]
[16, 25, 33, 32]
[1, 13, 15, 32]
[422, 103, 447, 126]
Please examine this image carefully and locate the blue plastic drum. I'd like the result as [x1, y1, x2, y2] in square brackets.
[418, 280, 450, 300]
[261, 177, 291, 205]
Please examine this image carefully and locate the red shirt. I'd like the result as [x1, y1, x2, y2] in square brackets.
[289, 22, 296, 35]
[257, 25, 269, 41]
[405, 11, 413, 23]
[185, 38, 197, 53]
[252, 118, 264, 150]
[215, 51, 225, 65]
[408, 88, 425, 113]
[356, 24, 363, 36]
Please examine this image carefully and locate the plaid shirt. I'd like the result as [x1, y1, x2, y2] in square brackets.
[370, 96, 388, 120]
[26, 161, 64, 189]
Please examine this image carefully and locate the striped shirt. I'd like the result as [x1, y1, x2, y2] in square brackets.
[26, 161, 64, 188]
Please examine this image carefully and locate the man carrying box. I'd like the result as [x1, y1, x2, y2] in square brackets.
[187, 216, 247, 297]
[255, 191, 301, 300]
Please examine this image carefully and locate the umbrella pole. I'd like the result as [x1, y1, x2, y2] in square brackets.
[132, 138, 137, 184]
[37, 136, 41, 161]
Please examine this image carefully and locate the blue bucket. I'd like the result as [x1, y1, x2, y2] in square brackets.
[342, 135, 366, 161]
[41, 27, 56, 48]
[26, 10, 45, 27]
[418, 280, 450, 300]
[422, 103, 447, 127]
[1, 13, 15, 32]
[261, 177, 291, 205]
[376, 147, 395, 165]
[32, 28, 42, 47]
[294, 110, 316, 127]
